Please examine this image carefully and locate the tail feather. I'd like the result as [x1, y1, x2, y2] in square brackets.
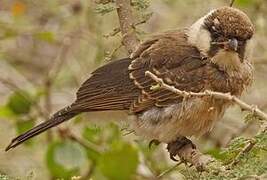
[5, 106, 79, 151]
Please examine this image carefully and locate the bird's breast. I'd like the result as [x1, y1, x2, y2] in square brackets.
[129, 97, 229, 143]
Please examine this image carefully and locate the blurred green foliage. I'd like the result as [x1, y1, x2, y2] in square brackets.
[46, 140, 87, 179]
[95, 3, 116, 15]
[7, 90, 32, 115]
[0, 174, 10, 180]
[0, 0, 266, 179]
[131, 0, 150, 10]
[98, 142, 138, 180]
[235, 0, 256, 7]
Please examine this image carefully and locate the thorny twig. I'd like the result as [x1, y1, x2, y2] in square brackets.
[103, 15, 152, 38]
[229, 123, 267, 167]
[157, 161, 183, 179]
[230, 0, 236, 7]
[58, 127, 103, 154]
[104, 43, 123, 61]
[145, 70, 267, 170]
[145, 71, 267, 121]
[42, 37, 72, 141]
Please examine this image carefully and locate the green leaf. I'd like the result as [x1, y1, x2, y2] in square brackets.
[106, 123, 121, 143]
[46, 140, 87, 179]
[85, 147, 101, 163]
[82, 126, 102, 161]
[83, 126, 101, 143]
[7, 90, 32, 115]
[34, 31, 55, 43]
[98, 142, 139, 180]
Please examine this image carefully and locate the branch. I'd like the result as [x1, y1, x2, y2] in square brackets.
[230, 0, 236, 7]
[145, 71, 267, 121]
[145, 71, 267, 170]
[58, 127, 103, 154]
[178, 144, 214, 171]
[103, 16, 151, 38]
[42, 37, 72, 142]
[115, 0, 140, 54]
[157, 161, 183, 179]
[229, 123, 267, 167]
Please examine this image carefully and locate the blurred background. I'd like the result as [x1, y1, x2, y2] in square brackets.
[0, 0, 266, 179]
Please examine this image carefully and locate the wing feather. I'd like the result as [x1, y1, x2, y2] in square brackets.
[128, 30, 210, 112]
[73, 58, 139, 111]
[72, 30, 228, 113]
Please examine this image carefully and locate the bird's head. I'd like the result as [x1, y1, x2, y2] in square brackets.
[187, 7, 255, 70]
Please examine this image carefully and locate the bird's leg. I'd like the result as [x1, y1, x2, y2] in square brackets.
[167, 137, 196, 162]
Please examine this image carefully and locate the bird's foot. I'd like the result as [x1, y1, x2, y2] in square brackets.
[167, 137, 196, 162]
[167, 137, 212, 171]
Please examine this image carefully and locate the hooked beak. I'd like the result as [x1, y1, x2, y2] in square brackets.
[225, 38, 238, 52]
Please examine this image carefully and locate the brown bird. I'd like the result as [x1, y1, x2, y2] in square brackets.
[6, 7, 255, 161]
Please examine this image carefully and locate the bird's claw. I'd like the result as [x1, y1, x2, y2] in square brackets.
[149, 139, 160, 149]
[167, 137, 196, 162]
[170, 154, 179, 162]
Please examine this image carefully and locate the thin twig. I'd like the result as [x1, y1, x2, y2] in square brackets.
[157, 161, 183, 179]
[103, 16, 152, 38]
[145, 71, 267, 121]
[230, 0, 236, 7]
[122, 130, 135, 136]
[104, 43, 123, 61]
[43, 37, 72, 141]
[81, 161, 96, 180]
[229, 123, 267, 167]
[229, 139, 256, 167]
[115, 0, 140, 53]
[145, 71, 267, 170]
[103, 27, 121, 38]
[58, 127, 103, 154]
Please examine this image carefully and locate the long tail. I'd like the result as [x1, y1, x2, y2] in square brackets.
[5, 106, 79, 151]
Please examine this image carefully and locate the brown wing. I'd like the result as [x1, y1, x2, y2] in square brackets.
[73, 58, 140, 111]
[128, 30, 218, 112]
[72, 30, 228, 113]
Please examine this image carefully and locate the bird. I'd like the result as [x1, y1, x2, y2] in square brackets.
[6, 6, 255, 161]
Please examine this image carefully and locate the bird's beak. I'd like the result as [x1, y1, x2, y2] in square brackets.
[225, 38, 238, 52]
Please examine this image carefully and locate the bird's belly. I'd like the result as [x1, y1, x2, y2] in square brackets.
[129, 98, 228, 143]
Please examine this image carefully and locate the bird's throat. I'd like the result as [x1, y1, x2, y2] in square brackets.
[211, 50, 242, 73]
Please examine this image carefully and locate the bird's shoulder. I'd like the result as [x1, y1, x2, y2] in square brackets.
[131, 29, 194, 62]
[128, 29, 229, 112]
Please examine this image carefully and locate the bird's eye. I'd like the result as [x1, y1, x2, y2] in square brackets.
[212, 31, 221, 39]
